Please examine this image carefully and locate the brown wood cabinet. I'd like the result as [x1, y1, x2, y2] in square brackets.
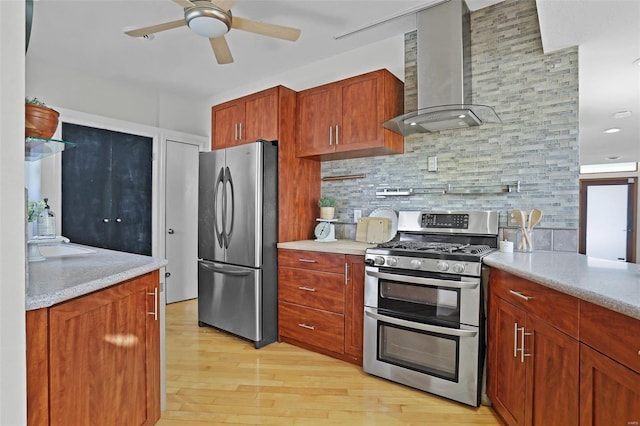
[26, 271, 161, 426]
[211, 87, 278, 149]
[488, 269, 579, 426]
[296, 69, 404, 161]
[210, 85, 320, 242]
[278, 249, 364, 364]
[579, 301, 640, 425]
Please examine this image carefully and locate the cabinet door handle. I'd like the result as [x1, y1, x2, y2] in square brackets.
[335, 124, 339, 145]
[515, 324, 532, 363]
[115, 218, 122, 223]
[234, 123, 238, 140]
[103, 218, 110, 223]
[298, 258, 317, 263]
[147, 287, 158, 321]
[509, 290, 533, 301]
[239, 122, 243, 140]
[344, 262, 350, 286]
[329, 126, 333, 146]
[297, 323, 315, 330]
[298, 286, 316, 292]
[521, 326, 532, 363]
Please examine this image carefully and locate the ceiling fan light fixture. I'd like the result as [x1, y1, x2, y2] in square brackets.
[185, 3, 231, 38]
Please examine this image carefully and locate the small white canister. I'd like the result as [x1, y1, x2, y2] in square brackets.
[499, 240, 514, 253]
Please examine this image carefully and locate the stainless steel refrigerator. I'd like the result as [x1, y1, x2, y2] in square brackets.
[197, 140, 278, 348]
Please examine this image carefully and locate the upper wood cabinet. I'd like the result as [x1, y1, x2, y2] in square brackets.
[210, 86, 320, 242]
[211, 87, 279, 149]
[296, 69, 404, 161]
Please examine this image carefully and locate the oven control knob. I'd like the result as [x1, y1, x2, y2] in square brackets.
[386, 257, 397, 266]
[374, 256, 386, 266]
[437, 261, 450, 272]
[410, 259, 422, 269]
[452, 263, 465, 273]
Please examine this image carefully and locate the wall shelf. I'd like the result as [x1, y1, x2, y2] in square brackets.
[25, 136, 76, 162]
[376, 181, 522, 197]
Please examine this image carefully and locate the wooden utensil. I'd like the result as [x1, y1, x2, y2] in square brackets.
[528, 208, 543, 232]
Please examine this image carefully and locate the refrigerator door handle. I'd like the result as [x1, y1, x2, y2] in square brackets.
[224, 166, 235, 249]
[200, 262, 252, 277]
[213, 167, 225, 248]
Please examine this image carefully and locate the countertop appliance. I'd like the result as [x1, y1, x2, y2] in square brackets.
[363, 210, 498, 406]
[198, 140, 278, 349]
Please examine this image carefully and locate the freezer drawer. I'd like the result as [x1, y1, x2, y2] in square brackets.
[198, 260, 262, 342]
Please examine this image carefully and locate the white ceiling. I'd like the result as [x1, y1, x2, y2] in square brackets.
[26, 0, 640, 166]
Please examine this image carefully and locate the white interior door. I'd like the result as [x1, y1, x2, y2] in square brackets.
[165, 140, 199, 303]
[586, 184, 629, 261]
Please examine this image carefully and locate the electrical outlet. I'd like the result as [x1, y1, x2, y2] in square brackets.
[353, 209, 362, 223]
[507, 210, 517, 227]
[427, 156, 438, 172]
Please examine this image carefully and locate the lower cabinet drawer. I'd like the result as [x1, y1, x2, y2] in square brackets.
[279, 301, 344, 354]
[490, 268, 579, 338]
[580, 300, 640, 374]
[279, 267, 345, 313]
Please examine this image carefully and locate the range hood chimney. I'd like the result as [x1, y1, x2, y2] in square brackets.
[383, 0, 501, 136]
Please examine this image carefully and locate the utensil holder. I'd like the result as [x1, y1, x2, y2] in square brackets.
[517, 229, 533, 252]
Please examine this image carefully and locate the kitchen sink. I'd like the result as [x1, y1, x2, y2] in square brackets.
[37, 244, 95, 258]
[28, 238, 96, 261]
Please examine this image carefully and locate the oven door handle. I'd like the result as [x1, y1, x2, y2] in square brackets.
[365, 308, 478, 338]
[366, 270, 479, 289]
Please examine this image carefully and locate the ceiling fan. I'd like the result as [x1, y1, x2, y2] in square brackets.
[124, 0, 301, 64]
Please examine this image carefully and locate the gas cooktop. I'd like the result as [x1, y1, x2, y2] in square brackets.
[375, 241, 494, 256]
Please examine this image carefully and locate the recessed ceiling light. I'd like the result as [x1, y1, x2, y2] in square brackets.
[604, 128, 621, 134]
[612, 110, 632, 119]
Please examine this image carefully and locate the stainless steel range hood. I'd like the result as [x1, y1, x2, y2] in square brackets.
[383, 0, 501, 136]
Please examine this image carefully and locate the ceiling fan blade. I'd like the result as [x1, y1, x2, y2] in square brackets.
[210, 0, 235, 11]
[232, 16, 301, 41]
[171, 0, 195, 8]
[125, 19, 186, 37]
[209, 37, 234, 64]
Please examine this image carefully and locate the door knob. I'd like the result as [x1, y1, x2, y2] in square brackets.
[168, 228, 175, 234]
[103, 218, 110, 223]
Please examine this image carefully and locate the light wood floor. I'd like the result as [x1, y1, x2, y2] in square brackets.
[158, 299, 502, 426]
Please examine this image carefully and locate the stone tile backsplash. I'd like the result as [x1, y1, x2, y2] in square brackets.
[320, 0, 578, 252]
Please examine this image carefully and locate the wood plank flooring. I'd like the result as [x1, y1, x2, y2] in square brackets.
[158, 299, 502, 425]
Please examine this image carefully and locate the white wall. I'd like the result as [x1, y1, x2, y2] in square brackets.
[205, 34, 406, 107]
[26, 60, 210, 137]
[0, 0, 27, 424]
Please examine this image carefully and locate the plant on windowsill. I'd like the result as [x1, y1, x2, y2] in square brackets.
[25, 97, 59, 139]
[318, 195, 336, 220]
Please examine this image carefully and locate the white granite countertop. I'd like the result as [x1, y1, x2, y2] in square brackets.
[484, 251, 640, 320]
[27, 244, 168, 310]
[277, 239, 375, 256]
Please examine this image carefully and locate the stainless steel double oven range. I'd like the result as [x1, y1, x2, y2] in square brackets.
[364, 210, 499, 407]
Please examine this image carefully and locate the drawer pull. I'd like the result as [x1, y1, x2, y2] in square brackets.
[298, 286, 316, 292]
[509, 290, 533, 301]
[297, 323, 315, 330]
[298, 258, 317, 263]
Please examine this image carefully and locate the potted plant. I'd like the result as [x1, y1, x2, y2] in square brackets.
[25, 97, 59, 139]
[318, 195, 336, 220]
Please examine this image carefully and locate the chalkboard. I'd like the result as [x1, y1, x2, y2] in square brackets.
[61, 123, 152, 256]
